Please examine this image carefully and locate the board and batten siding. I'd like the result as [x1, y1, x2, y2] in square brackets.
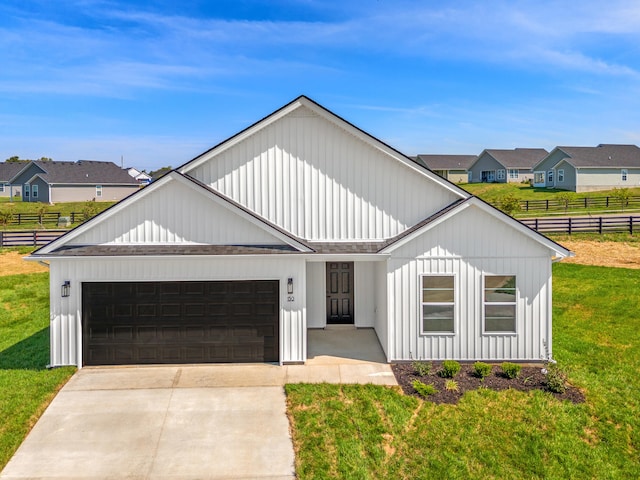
[186, 105, 460, 241]
[68, 176, 283, 246]
[48, 256, 307, 367]
[386, 205, 553, 362]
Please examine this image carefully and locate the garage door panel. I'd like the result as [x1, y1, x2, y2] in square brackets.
[83, 280, 279, 365]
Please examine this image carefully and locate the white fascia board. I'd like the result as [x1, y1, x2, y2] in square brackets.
[30, 253, 388, 262]
[24, 173, 44, 184]
[178, 101, 305, 175]
[379, 203, 472, 254]
[175, 174, 312, 252]
[32, 173, 177, 254]
[8, 162, 42, 184]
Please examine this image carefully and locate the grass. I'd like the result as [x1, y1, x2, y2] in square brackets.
[286, 263, 640, 479]
[0, 199, 115, 230]
[461, 183, 640, 217]
[0, 272, 75, 469]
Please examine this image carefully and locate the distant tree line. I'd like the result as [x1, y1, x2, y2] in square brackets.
[5, 156, 53, 163]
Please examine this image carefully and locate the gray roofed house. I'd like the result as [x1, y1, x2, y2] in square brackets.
[0, 162, 24, 198]
[414, 154, 477, 184]
[532, 144, 640, 192]
[468, 148, 549, 184]
[10, 160, 140, 203]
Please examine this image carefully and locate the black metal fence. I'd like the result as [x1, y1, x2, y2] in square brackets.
[520, 215, 640, 234]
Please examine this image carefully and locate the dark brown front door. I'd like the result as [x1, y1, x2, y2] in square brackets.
[82, 280, 279, 366]
[326, 262, 354, 324]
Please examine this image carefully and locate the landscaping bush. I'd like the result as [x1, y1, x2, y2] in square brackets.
[444, 379, 459, 392]
[440, 360, 461, 378]
[412, 380, 437, 397]
[545, 363, 567, 393]
[473, 361, 492, 379]
[412, 361, 432, 376]
[501, 362, 522, 379]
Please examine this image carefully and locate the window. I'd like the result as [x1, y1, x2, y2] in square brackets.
[509, 169, 519, 179]
[534, 171, 545, 184]
[558, 169, 564, 183]
[484, 275, 516, 333]
[622, 169, 628, 181]
[497, 169, 505, 180]
[0, 183, 4, 193]
[32, 184, 38, 198]
[96, 185, 103, 198]
[24, 184, 30, 198]
[421, 275, 455, 333]
[547, 170, 554, 184]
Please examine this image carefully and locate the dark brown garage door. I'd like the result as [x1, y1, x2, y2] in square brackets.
[82, 280, 279, 366]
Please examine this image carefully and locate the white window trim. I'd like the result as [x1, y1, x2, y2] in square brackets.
[622, 169, 628, 181]
[482, 274, 517, 335]
[24, 184, 30, 197]
[547, 170, 554, 184]
[32, 184, 38, 198]
[497, 169, 506, 180]
[508, 169, 519, 179]
[557, 169, 564, 183]
[96, 185, 103, 198]
[0, 183, 4, 193]
[419, 273, 456, 336]
[534, 171, 545, 184]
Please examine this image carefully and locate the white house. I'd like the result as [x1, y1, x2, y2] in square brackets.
[29, 96, 571, 368]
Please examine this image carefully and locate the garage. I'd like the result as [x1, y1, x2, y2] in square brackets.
[82, 280, 279, 366]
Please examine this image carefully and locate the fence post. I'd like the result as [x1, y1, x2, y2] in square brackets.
[631, 216, 634, 235]
[606, 197, 609, 208]
[32, 231, 37, 246]
[584, 198, 587, 208]
[545, 199, 549, 210]
[0, 231, 3, 248]
[568, 217, 572, 235]
[599, 217, 603, 234]
[525, 201, 529, 212]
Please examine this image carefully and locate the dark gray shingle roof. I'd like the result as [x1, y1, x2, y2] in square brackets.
[556, 144, 640, 168]
[0, 162, 27, 182]
[415, 154, 477, 170]
[30, 160, 138, 185]
[485, 148, 549, 169]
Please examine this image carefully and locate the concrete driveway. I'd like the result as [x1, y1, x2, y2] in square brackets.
[1, 366, 297, 480]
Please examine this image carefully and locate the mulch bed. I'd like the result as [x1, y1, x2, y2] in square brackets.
[391, 362, 585, 405]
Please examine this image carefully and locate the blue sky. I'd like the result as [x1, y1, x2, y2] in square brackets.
[1, 0, 640, 172]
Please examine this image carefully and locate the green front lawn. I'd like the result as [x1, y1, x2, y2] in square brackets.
[287, 263, 640, 479]
[0, 272, 75, 469]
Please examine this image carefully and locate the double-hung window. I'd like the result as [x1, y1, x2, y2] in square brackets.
[96, 185, 103, 198]
[484, 275, 516, 333]
[622, 169, 628, 181]
[508, 169, 519, 179]
[558, 169, 564, 183]
[24, 184, 30, 198]
[421, 275, 455, 334]
[32, 184, 38, 198]
[497, 169, 506, 180]
[547, 170, 554, 184]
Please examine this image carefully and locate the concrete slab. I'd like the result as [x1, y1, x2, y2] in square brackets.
[65, 365, 180, 390]
[177, 364, 286, 387]
[285, 364, 342, 383]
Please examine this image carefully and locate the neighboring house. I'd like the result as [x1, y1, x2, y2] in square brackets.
[532, 144, 640, 192]
[29, 96, 571, 368]
[0, 162, 23, 198]
[126, 167, 152, 185]
[469, 148, 549, 183]
[414, 154, 477, 184]
[9, 160, 140, 203]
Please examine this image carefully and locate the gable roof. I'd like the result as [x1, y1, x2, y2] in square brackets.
[414, 154, 477, 171]
[31, 171, 313, 256]
[552, 144, 640, 169]
[178, 95, 469, 200]
[11, 160, 138, 185]
[0, 162, 26, 182]
[379, 196, 572, 259]
[479, 148, 549, 169]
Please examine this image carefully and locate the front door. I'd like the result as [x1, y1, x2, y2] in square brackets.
[326, 262, 354, 324]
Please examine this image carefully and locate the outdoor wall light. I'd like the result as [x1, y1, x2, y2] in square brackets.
[287, 277, 294, 294]
[61, 281, 71, 298]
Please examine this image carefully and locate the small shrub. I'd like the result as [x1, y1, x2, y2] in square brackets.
[545, 364, 567, 393]
[440, 360, 461, 378]
[473, 362, 492, 379]
[412, 380, 437, 397]
[499, 193, 521, 216]
[501, 362, 522, 379]
[412, 361, 432, 376]
[444, 379, 459, 392]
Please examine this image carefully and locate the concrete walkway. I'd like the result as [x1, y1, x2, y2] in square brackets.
[1, 329, 397, 479]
